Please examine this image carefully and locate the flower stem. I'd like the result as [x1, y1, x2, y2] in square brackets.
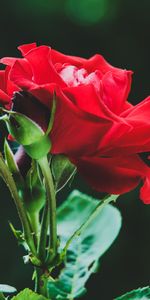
[0, 153, 37, 256]
[38, 201, 49, 261]
[28, 211, 40, 248]
[38, 156, 57, 263]
[63, 194, 118, 254]
[35, 267, 49, 298]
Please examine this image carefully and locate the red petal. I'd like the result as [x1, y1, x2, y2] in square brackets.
[18, 43, 37, 56]
[63, 84, 104, 117]
[101, 96, 150, 156]
[24, 46, 66, 86]
[0, 71, 6, 91]
[0, 69, 15, 105]
[0, 89, 10, 104]
[51, 49, 87, 67]
[28, 83, 130, 156]
[72, 154, 150, 203]
[29, 83, 56, 107]
[101, 70, 132, 114]
[140, 173, 150, 204]
[9, 60, 35, 90]
[0, 57, 17, 66]
[83, 54, 133, 76]
[50, 88, 130, 156]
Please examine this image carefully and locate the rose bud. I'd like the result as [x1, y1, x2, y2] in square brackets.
[3, 91, 55, 160]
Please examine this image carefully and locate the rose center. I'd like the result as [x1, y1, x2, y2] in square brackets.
[59, 65, 100, 90]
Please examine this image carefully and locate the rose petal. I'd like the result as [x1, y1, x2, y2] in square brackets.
[101, 96, 150, 156]
[24, 46, 66, 87]
[0, 57, 18, 66]
[83, 53, 132, 76]
[18, 43, 37, 56]
[0, 89, 10, 104]
[50, 88, 130, 156]
[9, 60, 35, 90]
[51, 49, 87, 67]
[72, 154, 150, 202]
[101, 70, 132, 114]
[63, 84, 103, 117]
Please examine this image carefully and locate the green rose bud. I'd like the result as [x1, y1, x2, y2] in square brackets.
[5, 111, 51, 160]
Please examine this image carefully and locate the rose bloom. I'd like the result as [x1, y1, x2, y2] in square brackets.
[0, 43, 150, 203]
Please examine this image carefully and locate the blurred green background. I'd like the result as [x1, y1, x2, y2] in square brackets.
[0, 0, 150, 299]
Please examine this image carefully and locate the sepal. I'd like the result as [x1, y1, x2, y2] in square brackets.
[4, 111, 51, 159]
[4, 140, 24, 190]
[24, 160, 45, 213]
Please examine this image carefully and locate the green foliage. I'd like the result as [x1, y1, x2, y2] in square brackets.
[47, 190, 121, 299]
[12, 289, 48, 300]
[51, 154, 76, 192]
[116, 286, 150, 299]
[25, 160, 45, 213]
[24, 136, 51, 160]
[9, 222, 28, 250]
[0, 293, 5, 300]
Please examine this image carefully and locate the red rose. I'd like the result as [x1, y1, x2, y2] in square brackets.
[1, 43, 150, 203]
[0, 66, 19, 109]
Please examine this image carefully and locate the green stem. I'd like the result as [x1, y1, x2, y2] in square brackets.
[28, 212, 40, 248]
[63, 195, 118, 254]
[38, 201, 49, 261]
[0, 153, 37, 256]
[38, 156, 57, 263]
[35, 267, 49, 298]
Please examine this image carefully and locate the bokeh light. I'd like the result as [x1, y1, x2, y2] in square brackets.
[65, 0, 119, 25]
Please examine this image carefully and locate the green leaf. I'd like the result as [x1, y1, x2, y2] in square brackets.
[0, 293, 5, 300]
[51, 154, 76, 192]
[12, 288, 48, 300]
[115, 286, 150, 299]
[25, 160, 45, 213]
[0, 284, 16, 294]
[9, 222, 28, 250]
[48, 190, 121, 299]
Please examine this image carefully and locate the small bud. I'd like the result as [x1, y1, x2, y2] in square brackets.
[4, 111, 51, 159]
[7, 111, 44, 145]
[29, 254, 42, 267]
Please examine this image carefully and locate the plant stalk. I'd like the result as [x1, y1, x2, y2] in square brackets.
[38, 201, 49, 261]
[63, 195, 118, 254]
[0, 153, 37, 256]
[35, 267, 49, 298]
[38, 156, 57, 263]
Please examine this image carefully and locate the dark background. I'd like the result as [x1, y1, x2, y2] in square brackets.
[0, 0, 150, 299]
